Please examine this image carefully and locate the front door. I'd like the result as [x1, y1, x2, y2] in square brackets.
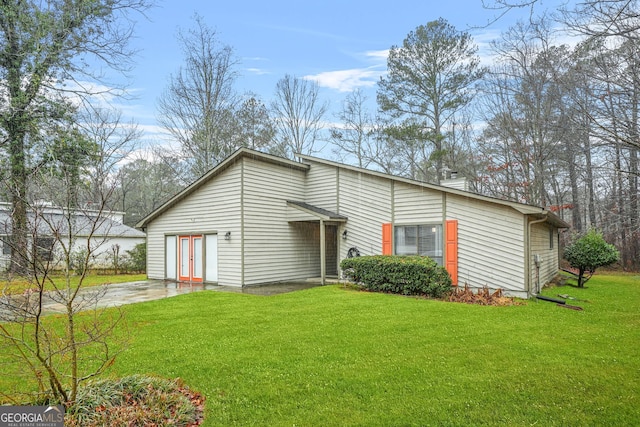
[325, 225, 338, 276]
[178, 235, 203, 282]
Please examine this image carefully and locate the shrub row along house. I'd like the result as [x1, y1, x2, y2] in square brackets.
[0, 202, 145, 271]
[137, 148, 568, 298]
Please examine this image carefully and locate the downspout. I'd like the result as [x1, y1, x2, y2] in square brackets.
[241, 158, 245, 287]
[442, 192, 447, 268]
[320, 219, 326, 286]
[527, 216, 547, 296]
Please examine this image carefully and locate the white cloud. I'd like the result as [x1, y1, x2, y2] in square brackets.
[138, 123, 172, 140]
[305, 68, 385, 92]
[472, 29, 502, 66]
[471, 27, 586, 67]
[57, 80, 125, 106]
[551, 29, 585, 49]
[243, 56, 269, 62]
[300, 47, 391, 93]
[245, 67, 270, 75]
[363, 49, 389, 62]
[303, 49, 389, 93]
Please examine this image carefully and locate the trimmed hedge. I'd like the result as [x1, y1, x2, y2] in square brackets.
[340, 255, 452, 298]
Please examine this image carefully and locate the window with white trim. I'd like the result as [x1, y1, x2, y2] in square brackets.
[394, 224, 443, 265]
[1, 237, 10, 255]
[34, 237, 55, 262]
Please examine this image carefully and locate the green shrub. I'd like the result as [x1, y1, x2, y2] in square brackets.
[124, 243, 146, 273]
[564, 228, 619, 287]
[340, 255, 452, 298]
[71, 249, 89, 275]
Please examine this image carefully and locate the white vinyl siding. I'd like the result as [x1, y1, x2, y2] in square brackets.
[242, 157, 311, 285]
[530, 222, 559, 291]
[67, 236, 144, 268]
[290, 222, 322, 277]
[305, 162, 338, 211]
[446, 194, 526, 295]
[394, 182, 442, 223]
[335, 167, 392, 257]
[0, 235, 144, 270]
[145, 165, 242, 286]
[299, 161, 341, 276]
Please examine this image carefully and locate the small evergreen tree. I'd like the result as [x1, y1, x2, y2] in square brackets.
[564, 228, 619, 287]
[126, 243, 147, 273]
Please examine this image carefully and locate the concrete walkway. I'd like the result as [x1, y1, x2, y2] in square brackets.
[1, 280, 322, 317]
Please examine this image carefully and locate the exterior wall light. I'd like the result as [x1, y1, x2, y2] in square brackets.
[342, 230, 348, 240]
[224, 231, 231, 241]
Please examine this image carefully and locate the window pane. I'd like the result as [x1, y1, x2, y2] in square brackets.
[180, 238, 189, 277]
[394, 224, 442, 265]
[417, 226, 435, 256]
[395, 225, 417, 255]
[1, 238, 11, 256]
[35, 237, 55, 261]
[193, 237, 202, 278]
[418, 225, 443, 265]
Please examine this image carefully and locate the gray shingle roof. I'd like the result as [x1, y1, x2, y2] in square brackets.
[0, 209, 145, 238]
[286, 201, 348, 221]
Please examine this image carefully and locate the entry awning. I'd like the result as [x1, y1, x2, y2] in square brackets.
[286, 201, 348, 222]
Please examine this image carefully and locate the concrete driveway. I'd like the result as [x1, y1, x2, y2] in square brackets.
[1, 280, 322, 317]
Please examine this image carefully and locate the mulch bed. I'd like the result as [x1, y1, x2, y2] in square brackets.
[448, 284, 524, 306]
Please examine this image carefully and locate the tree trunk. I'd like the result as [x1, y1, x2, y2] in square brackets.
[615, 142, 629, 266]
[583, 112, 597, 228]
[567, 142, 583, 231]
[8, 124, 29, 276]
[629, 69, 639, 269]
[4, 26, 30, 275]
[578, 268, 586, 288]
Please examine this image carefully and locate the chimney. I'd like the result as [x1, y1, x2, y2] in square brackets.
[441, 171, 469, 191]
[441, 167, 451, 180]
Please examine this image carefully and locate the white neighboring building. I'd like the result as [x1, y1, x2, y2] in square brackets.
[0, 202, 146, 271]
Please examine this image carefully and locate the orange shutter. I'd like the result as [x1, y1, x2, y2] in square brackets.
[445, 220, 458, 285]
[382, 223, 392, 255]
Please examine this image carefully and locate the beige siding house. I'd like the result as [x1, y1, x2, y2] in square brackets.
[137, 148, 568, 298]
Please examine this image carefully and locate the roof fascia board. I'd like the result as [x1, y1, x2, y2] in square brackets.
[286, 201, 347, 222]
[287, 201, 330, 220]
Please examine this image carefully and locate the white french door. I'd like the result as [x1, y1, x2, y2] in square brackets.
[178, 235, 203, 282]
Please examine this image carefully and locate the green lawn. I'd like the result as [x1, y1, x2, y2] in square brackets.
[3, 274, 639, 426]
[0, 273, 147, 295]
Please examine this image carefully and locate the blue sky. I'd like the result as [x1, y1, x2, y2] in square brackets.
[117, 0, 567, 150]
